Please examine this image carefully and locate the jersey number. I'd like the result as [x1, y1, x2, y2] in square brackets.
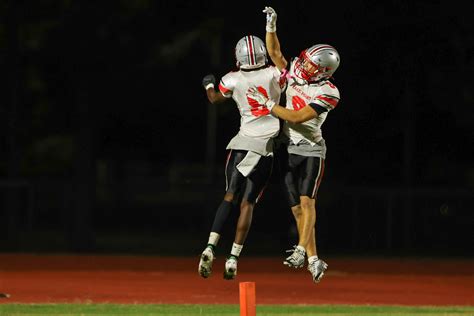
[247, 86, 271, 117]
[292, 96, 306, 111]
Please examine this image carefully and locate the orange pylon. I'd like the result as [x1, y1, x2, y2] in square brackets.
[239, 282, 256, 316]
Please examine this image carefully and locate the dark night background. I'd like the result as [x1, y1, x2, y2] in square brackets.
[1, 1, 473, 257]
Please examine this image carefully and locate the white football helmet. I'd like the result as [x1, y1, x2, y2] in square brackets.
[235, 35, 268, 69]
[294, 44, 340, 81]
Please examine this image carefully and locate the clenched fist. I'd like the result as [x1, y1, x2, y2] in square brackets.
[202, 74, 216, 90]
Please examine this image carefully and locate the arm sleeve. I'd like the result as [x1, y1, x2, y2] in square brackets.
[308, 103, 329, 115]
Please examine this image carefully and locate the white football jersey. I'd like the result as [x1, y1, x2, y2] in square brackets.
[283, 59, 340, 146]
[219, 66, 284, 141]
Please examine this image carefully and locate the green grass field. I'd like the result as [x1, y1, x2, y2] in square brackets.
[0, 304, 472, 316]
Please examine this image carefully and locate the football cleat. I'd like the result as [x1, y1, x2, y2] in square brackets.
[223, 256, 238, 280]
[198, 247, 215, 278]
[284, 245, 306, 268]
[308, 259, 328, 283]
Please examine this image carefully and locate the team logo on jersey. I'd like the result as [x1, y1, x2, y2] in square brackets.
[246, 86, 271, 117]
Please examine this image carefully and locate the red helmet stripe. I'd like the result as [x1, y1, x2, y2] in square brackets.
[308, 45, 334, 56]
[247, 36, 255, 65]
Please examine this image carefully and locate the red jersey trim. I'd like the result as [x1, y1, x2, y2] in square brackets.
[219, 83, 232, 95]
[316, 94, 339, 108]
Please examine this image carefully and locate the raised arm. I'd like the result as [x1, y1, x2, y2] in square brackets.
[263, 6, 288, 71]
[202, 74, 226, 104]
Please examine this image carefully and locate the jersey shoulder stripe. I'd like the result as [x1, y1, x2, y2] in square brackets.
[219, 71, 239, 96]
[219, 82, 232, 97]
[316, 94, 339, 109]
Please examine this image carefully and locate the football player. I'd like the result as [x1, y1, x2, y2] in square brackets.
[246, 6, 341, 283]
[199, 35, 286, 280]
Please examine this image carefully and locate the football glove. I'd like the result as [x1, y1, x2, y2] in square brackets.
[202, 74, 216, 90]
[263, 6, 277, 33]
[247, 87, 276, 111]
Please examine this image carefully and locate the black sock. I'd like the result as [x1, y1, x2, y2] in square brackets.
[210, 200, 233, 233]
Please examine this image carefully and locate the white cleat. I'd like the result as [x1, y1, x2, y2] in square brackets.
[283, 245, 306, 268]
[223, 256, 238, 280]
[308, 259, 328, 283]
[198, 247, 215, 278]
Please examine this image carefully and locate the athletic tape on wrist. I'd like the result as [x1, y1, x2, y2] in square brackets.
[266, 100, 276, 111]
[266, 25, 276, 33]
[205, 83, 214, 90]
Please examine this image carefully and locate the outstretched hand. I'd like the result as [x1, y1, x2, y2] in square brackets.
[247, 87, 267, 105]
[202, 74, 216, 90]
[263, 6, 277, 32]
[247, 87, 276, 111]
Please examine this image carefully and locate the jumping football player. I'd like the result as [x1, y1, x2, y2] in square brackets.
[246, 6, 341, 283]
[198, 35, 286, 280]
